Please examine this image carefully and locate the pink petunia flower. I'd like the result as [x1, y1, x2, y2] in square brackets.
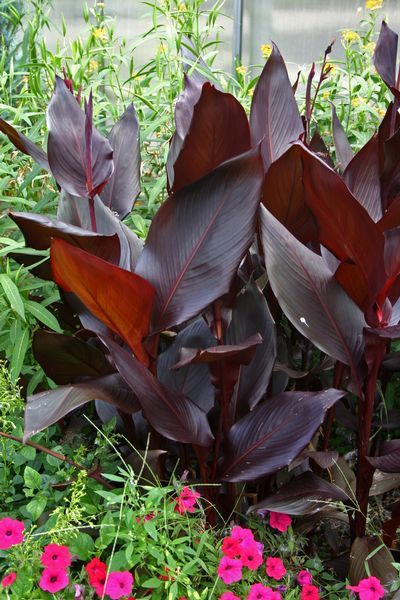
[217, 556, 243, 584]
[301, 585, 320, 600]
[85, 556, 107, 583]
[74, 584, 85, 599]
[239, 541, 263, 570]
[39, 568, 69, 593]
[247, 583, 280, 600]
[0, 517, 24, 550]
[175, 487, 200, 514]
[41, 543, 72, 569]
[298, 570, 313, 586]
[220, 592, 241, 600]
[221, 536, 242, 558]
[231, 525, 254, 545]
[346, 576, 385, 600]
[269, 512, 292, 533]
[105, 571, 134, 599]
[1, 572, 16, 588]
[266, 557, 286, 580]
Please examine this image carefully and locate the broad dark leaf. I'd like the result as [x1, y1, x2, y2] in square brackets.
[370, 470, 400, 495]
[367, 440, 400, 473]
[309, 128, 334, 168]
[157, 319, 215, 413]
[374, 21, 399, 96]
[348, 536, 396, 586]
[50, 239, 155, 364]
[365, 325, 400, 339]
[24, 373, 139, 441]
[248, 471, 348, 515]
[57, 191, 142, 271]
[9, 211, 120, 265]
[250, 44, 304, 171]
[172, 334, 262, 368]
[226, 278, 276, 416]
[103, 337, 214, 446]
[343, 134, 382, 222]
[0, 118, 49, 170]
[47, 76, 114, 198]
[170, 83, 251, 192]
[33, 329, 114, 384]
[221, 388, 343, 482]
[260, 205, 366, 372]
[136, 148, 264, 332]
[289, 449, 339, 470]
[100, 104, 140, 219]
[331, 104, 353, 172]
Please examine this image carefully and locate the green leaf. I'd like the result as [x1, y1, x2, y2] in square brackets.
[108, 549, 129, 571]
[144, 517, 158, 541]
[142, 577, 162, 589]
[67, 532, 94, 560]
[23, 465, 42, 489]
[26, 496, 47, 520]
[24, 300, 62, 332]
[0, 274, 25, 320]
[20, 446, 36, 461]
[10, 325, 29, 381]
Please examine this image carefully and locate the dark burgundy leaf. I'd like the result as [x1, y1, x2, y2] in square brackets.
[370, 470, 400, 495]
[365, 325, 400, 339]
[367, 440, 400, 473]
[47, 76, 114, 198]
[100, 104, 140, 219]
[170, 83, 251, 192]
[309, 128, 334, 168]
[374, 21, 399, 96]
[348, 536, 396, 586]
[248, 471, 348, 515]
[343, 134, 382, 222]
[136, 148, 264, 333]
[50, 239, 155, 364]
[9, 211, 120, 265]
[221, 388, 343, 482]
[260, 205, 366, 372]
[33, 329, 114, 384]
[331, 104, 353, 172]
[0, 118, 49, 171]
[172, 334, 262, 368]
[24, 373, 139, 441]
[226, 278, 276, 416]
[381, 125, 400, 210]
[289, 449, 339, 470]
[250, 43, 304, 171]
[103, 336, 214, 446]
[157, 319, 215, 413]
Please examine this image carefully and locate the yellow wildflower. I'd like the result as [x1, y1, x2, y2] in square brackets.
[261, 44, 272, 59]
[247, 88, 254, 97]
[322, 91, 330, 100]
[178, 2, 186, 10]
[351, 97, 362, 108]
[324, 62, 336, 75]
[377, 107, 386, 117]
[236, 65, 247, 76]
[96, 2, 105, 7]
[93, 27, 106, 40]
[365, 0, 383, 9]
[364, 41, 376, 53]
[342, 30, 361, 44]
[89, 59, 99, 72]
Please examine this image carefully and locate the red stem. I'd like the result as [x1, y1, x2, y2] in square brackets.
[88, 196, 97, 232]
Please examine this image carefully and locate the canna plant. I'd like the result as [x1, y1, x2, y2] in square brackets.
[2, 19, 400, 585]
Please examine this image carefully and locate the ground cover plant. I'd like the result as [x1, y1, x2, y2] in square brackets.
[2, 0, 400, 597]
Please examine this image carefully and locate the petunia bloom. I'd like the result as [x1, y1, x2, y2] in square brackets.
[39, 568, 69, 594]
[266, 557, 286, 580]
[231, 525, 254, 545]
[105, 571, 134, 600]
[221, 536, 242, 558]
[301, 585, 320, 600]
[85, 556, 107, 583]
[41, 543, 72, 569]
[0, 517, 24, 550]
[1, 572, 16, 588]
[247, 583, 280, 600]
[217, 556, 243, 584]
[220, 592, 241, 600]
[269, 512, 292, 533]
[239, 541, 263, 570]
[298, 570, 313, 586]
[175, 486, 201, 514]
[346, 576, 385, 600]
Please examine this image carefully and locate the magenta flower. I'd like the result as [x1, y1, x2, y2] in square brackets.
[41, 543, 72, 569]
[105, 571, 134, 599]
[0, 517, 24, 550]
[231, 525, 254, 545]
[220, 592, 241, 600]
[266, 557, 286, 580]
[239, 541, 263, 570]
[347, 576, 385, 600]
[298, 570, 313, 586]
[39, 568, 69, 593]
[217, 556, 243, 584]
[1, 572, 16, 588]
[175, 486, 200, 514]
[301, 584, 320, 599]
[247, 583, 280, 600]
[269, 512, 292, 533]
[222, 536, 242, 558]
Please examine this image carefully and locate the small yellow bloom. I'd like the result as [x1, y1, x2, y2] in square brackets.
[261, 43, 272, 59]
[377, 107, 386, 117]
[351, 97, 362, 108]
[236, 65, 247, 76]
[89, 59, 99, 71]
[324, 62, 336, 75]
[93, 27, 106, 40]
[178, 2, 186, 10]
[96, 2, 105, 7]
[365, 0, 383, 9]
[342, 30, 361, 44]
[247, 88, 254, 97]
[364, 41, 376, 53]
[322, 91, 330, 100]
